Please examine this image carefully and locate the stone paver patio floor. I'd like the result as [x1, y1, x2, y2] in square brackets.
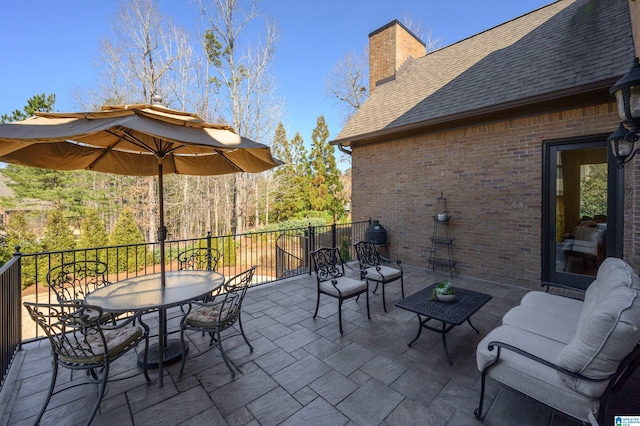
[1, 264, 638, 425]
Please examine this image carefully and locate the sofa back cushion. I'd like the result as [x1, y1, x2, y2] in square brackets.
[556, 257, 640, 397]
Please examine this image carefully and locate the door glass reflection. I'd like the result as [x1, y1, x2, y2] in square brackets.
[555, 148, 607, 277]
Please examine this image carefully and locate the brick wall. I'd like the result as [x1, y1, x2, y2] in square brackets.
[351, 103, 637, 289]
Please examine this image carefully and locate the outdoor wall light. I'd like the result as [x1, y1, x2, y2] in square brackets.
[608, 57, 640, 167]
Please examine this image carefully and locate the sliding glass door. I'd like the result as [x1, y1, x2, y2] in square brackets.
[542, 136, 623, 289]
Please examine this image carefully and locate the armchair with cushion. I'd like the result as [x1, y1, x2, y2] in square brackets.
[23, 302, 150, 425]
[475, 257, 640, 424]
[353, 241, 404, 312]
[310, 247, 370, 334]
[179, 266, 256, 377]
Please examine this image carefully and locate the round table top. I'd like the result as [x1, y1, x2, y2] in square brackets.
[85, 270, 224, 312]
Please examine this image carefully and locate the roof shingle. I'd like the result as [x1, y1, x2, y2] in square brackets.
[336, 0, 635, 143]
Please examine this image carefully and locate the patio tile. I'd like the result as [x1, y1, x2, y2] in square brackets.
[483, 387, 554, 426]
[359, 355, 407, 386]
[385, 397, 449, 426]
[246, 386, 302, 426]
[309, 370, 359, 405]
[280, 397, 349, 426]
[271, 355, 332, 394]
[292, 386, 318, 405]
[132, 386, 217, 425]
[253, 347, 297, 375]
[390, 367, 450, 405]
[272, 327, 321, 352]
[323, 343, 376, 376]
[336, 378, 403, 425]
[209, 368, 279, 416]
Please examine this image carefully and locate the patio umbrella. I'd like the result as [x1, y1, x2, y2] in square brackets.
[0, 101, 281, 376]
[0, 101, 281, 286]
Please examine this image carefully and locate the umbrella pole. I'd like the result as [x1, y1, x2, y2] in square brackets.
[158, 161, 168, 386]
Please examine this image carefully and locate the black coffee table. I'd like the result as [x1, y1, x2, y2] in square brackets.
[395, 283, 492, 365]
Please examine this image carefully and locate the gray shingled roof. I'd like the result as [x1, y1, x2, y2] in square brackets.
[335, 0, 635, 143]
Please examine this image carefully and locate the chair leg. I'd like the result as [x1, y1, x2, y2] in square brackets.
[313, 289, 321, 319]
[382, 282, 388, 312]
[238, 312, 253, 352]
[338, 298, 344, 334]
[179, 328, 188, 377]
[216, 327, 236, 377]
[87, 363, 109, 425]
[366, 287, 371, 320]
[400, 276, 405, 298]
[474, 370, 488, 419]
[36, 357, 59, 425]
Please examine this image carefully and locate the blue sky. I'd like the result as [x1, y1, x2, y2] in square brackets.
[0, 0, 552, 159]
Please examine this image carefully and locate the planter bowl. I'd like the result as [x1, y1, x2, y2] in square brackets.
[437, 293, 456, 302]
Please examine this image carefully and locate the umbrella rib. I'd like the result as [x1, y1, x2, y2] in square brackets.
[214, 149, 243, 172]
[108, 129, 160, 155]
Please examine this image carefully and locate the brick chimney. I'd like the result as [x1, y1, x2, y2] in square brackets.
[369, 20, 426, 92]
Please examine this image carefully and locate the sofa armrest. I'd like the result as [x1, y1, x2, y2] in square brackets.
[484, 340, 610, 383]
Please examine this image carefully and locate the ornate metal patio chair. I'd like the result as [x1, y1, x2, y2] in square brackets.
[310, 247, 370, 334]
[178, 247, 222, 302]
[353, 240, 404, 312]
[177, 247, 221, 271]
[23, 301, 150, 425]
[46, 260, 121, 324]
[179, 265, 256, 377]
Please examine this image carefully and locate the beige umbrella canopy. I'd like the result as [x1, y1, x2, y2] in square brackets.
[0, 103, 280, 176]
[0, 102, 282, 285]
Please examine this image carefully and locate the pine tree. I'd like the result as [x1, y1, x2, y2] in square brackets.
[108, 208, 147, 273]
[0, 93, 56, 123]
[78, 209, 109, 261]
[272, 125, 312, 221]
[308, 115, 345, 221]
[0, 212, 41, 288]
[42, 209, 76, 253]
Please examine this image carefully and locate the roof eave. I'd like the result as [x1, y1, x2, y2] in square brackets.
[331, 78, 619, 148]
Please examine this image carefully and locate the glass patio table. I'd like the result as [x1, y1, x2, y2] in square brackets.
[85, 270, 224, 386]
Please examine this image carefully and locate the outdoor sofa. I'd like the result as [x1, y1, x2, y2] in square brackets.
[475, 257, 640, 425]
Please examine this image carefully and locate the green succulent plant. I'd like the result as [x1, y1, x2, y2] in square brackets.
[431, 277, 455, 300]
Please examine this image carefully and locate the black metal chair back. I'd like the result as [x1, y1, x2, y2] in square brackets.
[177, 247, 221, 271]
[46, 260, 110, 305]
[311, 247, 346, 281]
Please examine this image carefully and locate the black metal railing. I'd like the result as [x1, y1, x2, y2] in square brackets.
[3, 219, 372, 391]
[0, 252, 22, 390]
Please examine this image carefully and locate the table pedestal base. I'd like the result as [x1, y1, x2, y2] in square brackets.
[138, 340, 188, 369]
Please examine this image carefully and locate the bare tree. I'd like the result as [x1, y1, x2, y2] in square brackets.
[72, 0, 209, 242]
[326, 16, 443, 122]
[325, 50, 369, 123]
[198, 0, 282, 234]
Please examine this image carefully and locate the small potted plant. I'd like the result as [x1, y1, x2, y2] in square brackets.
[431, 277, 456, 302]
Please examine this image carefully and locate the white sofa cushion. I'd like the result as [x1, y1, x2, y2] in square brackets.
[520, 290, 586, 318]
[556, 257, 640, 397]
[502, 304, 578, 345]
